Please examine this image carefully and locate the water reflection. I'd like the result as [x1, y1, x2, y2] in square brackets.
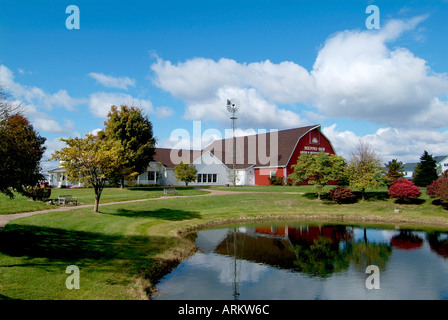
[154, 222, 448, 300]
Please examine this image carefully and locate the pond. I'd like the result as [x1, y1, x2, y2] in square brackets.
[153, 221, 448, 300]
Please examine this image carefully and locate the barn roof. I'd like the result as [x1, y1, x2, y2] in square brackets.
[154, 124, 321, 169]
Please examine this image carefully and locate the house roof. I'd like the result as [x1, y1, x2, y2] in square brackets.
[201, 125, 320, 169]
[152, 147, 200, 168]
[154, 125, 320, 169]
[48, 167, 67, 173]
[434, 155, 448, 163]
[402, 162, 418, 172]
[402, 155, 448, 173]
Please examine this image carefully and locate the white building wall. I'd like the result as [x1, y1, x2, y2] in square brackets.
[438, 157, 448, 175]
[190, 151, 230, 186]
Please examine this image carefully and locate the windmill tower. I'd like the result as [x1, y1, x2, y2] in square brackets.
[226, 99, 239, 187]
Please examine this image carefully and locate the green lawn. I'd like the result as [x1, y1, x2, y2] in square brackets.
[0, 186, 209, 215]
[0, 187, 447, 300]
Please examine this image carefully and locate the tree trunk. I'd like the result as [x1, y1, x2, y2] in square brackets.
[120, 177, 125, 189]
[94, 192, 100, 212]
[317, 193, 321, 201]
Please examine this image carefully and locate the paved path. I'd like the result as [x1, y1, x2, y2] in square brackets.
[0, 188, 249, 228]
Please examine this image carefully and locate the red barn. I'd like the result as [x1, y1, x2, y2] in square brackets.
[201, 124, 336, 186]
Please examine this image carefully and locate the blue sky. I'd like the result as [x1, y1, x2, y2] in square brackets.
[1, 0, 448, 171]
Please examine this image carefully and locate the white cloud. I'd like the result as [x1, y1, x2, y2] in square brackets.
[155, 106, 174, 118]
[88, 72, 136, 90]
[323, 124, 448, 163]
[151, 57, 312, 130]
[0, 65, 85, 111]
[151, 15, 448, 131]
[0, 65, 84, 134]
[311, 15, 448, 128]
[88, 92, 154, 118]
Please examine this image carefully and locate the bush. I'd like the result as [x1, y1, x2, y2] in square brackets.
[268, 176, 284, 185]
[22, 186, 51, 201]
[328, 187, 356, 204]
[427, 177, 448, 204]
[441, 169, 448, 178]
[387, 179, 421, 203]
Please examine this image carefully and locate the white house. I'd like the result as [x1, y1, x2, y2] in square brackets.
[402, 155, 448, 180]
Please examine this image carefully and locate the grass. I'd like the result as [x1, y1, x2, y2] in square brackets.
[0, 186, 448, 300]
[0, 186, 209, 215]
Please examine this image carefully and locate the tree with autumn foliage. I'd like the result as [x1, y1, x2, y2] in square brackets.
[288, 152, 346, 200]
[346, 141, 386, 200]
[102, 105, 156, 188]
[0, 112, 46, 198]
[51, 134, 128, 212]
[174, 161, 198, 186]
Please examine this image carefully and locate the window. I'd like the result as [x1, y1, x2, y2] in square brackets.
[270, 171, 276, 178]
[148, 171, 155, 181]
[197, 173, 217, 183]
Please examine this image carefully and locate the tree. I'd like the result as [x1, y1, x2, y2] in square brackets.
[288, 152, 346, 200]
[0, 87, 24, 121]
[346, 141, 385, 200]
[426, 177, 448, 205]
[413, 151, 438, 187]
[0, 113, 46, 198]
[102, 105, 156, 188]
[51, 134, 127, 212]
[385, 159, 404, 182]
[174, 162, 198, 186]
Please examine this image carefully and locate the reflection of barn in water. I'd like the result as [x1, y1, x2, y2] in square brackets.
[428, 232, 448, 258]
[214, 225, 353, 271]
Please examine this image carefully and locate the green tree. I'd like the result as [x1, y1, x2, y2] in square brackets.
[0, 113, 46, 198]
[174, 162, 198, 186]
[51, 134, 127, 212]
[413, 150, 438, 187]
[385, 159, 405, 183]
[288, 152, 346, 200]
[346, 141, 385, 200]
[102, 104, 156, 188]
[291, 236, 350, 278]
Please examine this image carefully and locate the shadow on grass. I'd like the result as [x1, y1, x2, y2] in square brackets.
[393, 198, 427, 205]
[354, 191, 389, 201]
[0, 224, 172, 270]
[111, 208, 202, 221]
[302, 191, 389, 204]
[431, 199, 448, 210]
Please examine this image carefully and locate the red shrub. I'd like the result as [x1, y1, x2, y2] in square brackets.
[388, 179, 421, 202]
[328, 187, 356, 204]
[442, 170, 448, 178]
[427, 177, 448, 204]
